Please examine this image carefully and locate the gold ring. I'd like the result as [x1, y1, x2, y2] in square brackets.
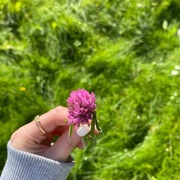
[34, 115, 47, 135]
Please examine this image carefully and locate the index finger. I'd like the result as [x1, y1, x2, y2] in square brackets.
[29, 106, 69, 137]
[40, 106, 69, 132]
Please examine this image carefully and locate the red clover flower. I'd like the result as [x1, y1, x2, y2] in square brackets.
[67, 89, 97, 125]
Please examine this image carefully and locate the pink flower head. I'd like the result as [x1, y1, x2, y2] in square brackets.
[67, 89, 97, 125]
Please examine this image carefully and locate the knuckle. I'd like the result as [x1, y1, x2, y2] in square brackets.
[10, 131, 19, 143]
[66, 136, 77, 148]
[51, 106, 67, 115]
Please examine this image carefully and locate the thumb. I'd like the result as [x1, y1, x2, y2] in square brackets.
[43, 125, 82, 162]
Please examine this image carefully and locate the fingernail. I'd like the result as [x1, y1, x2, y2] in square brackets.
[76, 124, 91, 137]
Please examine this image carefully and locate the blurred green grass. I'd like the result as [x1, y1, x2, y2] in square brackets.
[0, 0, 180, 179]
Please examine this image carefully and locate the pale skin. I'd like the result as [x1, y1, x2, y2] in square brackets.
[10, 106, 92, 162]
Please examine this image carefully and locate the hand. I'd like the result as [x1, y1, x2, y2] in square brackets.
[10, 106, 83, 162]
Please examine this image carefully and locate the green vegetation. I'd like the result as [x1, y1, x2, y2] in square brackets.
[0, 0, 180, 179]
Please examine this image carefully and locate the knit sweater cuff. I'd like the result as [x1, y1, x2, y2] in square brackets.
[0, 141, 74, 180]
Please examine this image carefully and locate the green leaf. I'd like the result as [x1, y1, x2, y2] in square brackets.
[69, 124, 73, 138]
[94, 111, 102, 132]
[88, 112, 99, 146]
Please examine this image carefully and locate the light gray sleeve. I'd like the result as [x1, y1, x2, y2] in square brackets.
[0, 142, 74, 180]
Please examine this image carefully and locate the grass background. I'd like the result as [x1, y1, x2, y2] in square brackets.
[0, 0, 180, 179]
